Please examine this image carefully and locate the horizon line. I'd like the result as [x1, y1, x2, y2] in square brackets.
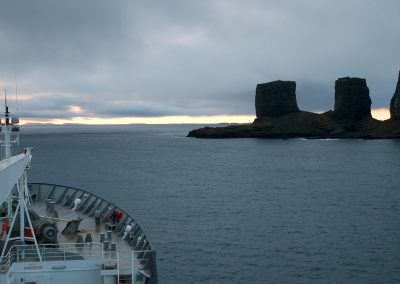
[19, 108, 391, 126]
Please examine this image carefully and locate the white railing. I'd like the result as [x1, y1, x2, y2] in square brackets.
[0, 242, 111, 273]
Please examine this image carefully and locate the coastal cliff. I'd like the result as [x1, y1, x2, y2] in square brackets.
[188, 72, 400, 139]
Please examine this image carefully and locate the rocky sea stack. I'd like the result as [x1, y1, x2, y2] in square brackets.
[188, 71, 400, 139]
[255, 81, 299, 117]
[390, 71, 400, 120]
[334, 77, 371, 120]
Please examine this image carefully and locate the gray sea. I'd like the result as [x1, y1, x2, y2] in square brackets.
[18, 125, 400, 283]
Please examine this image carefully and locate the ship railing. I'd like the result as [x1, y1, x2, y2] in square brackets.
[0, 253, 13, 274]
[0, 242, 112, 274]
[131, 250, 155, 284]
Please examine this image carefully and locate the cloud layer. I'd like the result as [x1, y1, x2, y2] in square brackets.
[0, 0, 399, 120]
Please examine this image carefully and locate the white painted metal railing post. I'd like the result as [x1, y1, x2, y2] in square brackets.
[132, 251, 135, 284]
[116, 251, 120, 284]
[17, 181, 24, 245]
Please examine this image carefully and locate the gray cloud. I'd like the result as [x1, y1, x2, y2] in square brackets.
[0, 0, 399, 120]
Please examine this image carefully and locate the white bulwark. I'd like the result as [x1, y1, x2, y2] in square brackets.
[0, 153, 31, 205]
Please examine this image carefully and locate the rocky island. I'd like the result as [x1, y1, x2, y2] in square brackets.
[188, 71, 400, 139]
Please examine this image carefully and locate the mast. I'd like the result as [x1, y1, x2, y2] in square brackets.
[1, 89, 19, 160]
[0, 96, 40, 262]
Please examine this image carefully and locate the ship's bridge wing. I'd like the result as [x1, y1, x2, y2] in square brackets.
[0, 152, 31, 204]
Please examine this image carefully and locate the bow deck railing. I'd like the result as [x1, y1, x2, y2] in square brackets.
[0, 242, 118, 273]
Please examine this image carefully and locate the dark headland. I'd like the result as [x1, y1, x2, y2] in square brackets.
[188, 71, 400, 139]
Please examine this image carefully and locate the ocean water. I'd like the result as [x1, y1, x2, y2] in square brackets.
[18, 125, 400, 284]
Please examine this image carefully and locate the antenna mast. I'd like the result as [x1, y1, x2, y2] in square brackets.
[0, 89, 20, 159]
[15, 71, 19, 113]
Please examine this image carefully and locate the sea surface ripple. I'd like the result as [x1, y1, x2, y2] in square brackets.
[19, 125, 400, 284]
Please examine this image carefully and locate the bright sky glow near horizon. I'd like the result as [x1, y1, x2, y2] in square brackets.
[20, 108, 390, 125]
[0, 0, 399, 124]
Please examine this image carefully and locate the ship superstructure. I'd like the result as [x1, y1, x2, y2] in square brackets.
[0, 97, 157, 284]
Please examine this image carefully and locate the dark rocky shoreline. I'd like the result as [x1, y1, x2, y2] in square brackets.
[188, 71, 400, 139]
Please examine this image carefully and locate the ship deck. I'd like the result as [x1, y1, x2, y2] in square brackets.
[2, 183, 155, 279]
[28, 200, 136, 274]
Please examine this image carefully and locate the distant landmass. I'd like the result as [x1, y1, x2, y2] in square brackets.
[188, 71, 400, 139]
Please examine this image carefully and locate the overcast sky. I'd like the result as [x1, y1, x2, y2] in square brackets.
[0, 0, 399, 121]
